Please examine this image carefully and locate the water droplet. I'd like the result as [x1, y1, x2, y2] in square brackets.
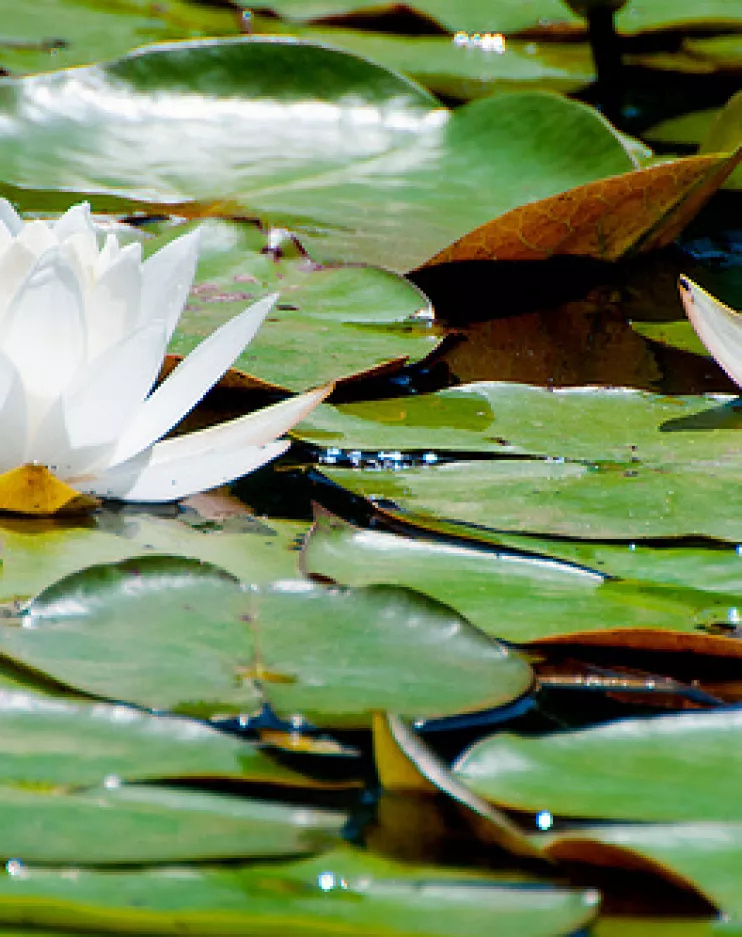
[318, 872, 336, 892]
[535, 810, 553, 831]
[6, 859, 24, 878]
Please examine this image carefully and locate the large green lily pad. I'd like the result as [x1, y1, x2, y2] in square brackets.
[322, 459, 742, 541]
[379, 508, 742, 596]
[250, 580, 533, 727]
[164, 219, 439, 392]
[4, 558, 532, 726]
[0, 784, 343, 864]
[454, 708, 742, 822]
[0, 689, 308, 788]
[253, 22, 594, 100]
[0, 510, 307, 604]
[302, 510, 742, 642]
[545, 821, 742, 922]
[296, 382, 742, 465]
[260, 0, 742, 34]
[0, 848, 600, 937]
[1, 555, 262, 717]
[0, 0, 241, 76]
[0, 39, 635, 270]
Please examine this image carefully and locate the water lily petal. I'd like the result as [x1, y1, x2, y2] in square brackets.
[0, 199, 22, 236]
[109, 294, 278, 466]
[52, 202, 95, 241]
[16, 220, 57, 260]
[85, 242, 144, 359]
[679, 275, 742, 387]
[0, 353, 27, 472]
[25, 396, 113, 478]
[140, 227, 200, 338]
[0, 249, 86, 411]
[80, 440, 289, 501]
[148, 383, 333, 463]
[63, 322, 168, 453]
[0, 239, 39, 324]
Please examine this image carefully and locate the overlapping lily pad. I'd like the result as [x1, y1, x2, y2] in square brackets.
[302, 509, 742, 643]
[295, 381, 742, 465]
[0, 510, 307, 604]
[0, 555, 261, 716]
[322, 459, 742, 541]
[0, 0, 242, 75]
[0, 39, 638, 270]
[0, 690, 311, 788]
[0, 848, 600, 937]
[2, 556, 532, 726]
[259, 0, 742, 34]
[544, 821, 742, 921]
[453, 708, 742, 822]
[245, 580, 533, 727]
[0, 784, 343, 864]
[163, 220, 439, 392]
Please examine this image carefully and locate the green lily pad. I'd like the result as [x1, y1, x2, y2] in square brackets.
[0, 510, 307, 604]
[322, 459, 742, 541]
[0, 848, 600, 937]
[0, 39, 635, 271]
[258, 0, 741, 34]
[251, 580, 534, 727]
[702, 89, 742, 189]
[4, 557, 532, 726]
[164, 219, 439, 392]
[253, 22, 594, 100]
[378, 508, 742, 597]
[297, 382, 742, 466]
[0, 784, 343, 864]
[0, 0, 241, 76]
[302, 509, 742, 643]
[454, 708, 742, 822]
[0, 689, 309, 788]
[1, 555, 262, 717]
[544, 821, 742, 922]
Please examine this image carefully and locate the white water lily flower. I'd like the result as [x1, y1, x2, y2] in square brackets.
[679, 275, 742, 387]
[0, 199, 329, 504]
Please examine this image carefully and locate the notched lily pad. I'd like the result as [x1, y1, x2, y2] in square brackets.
[251, 579, 534, 728]
[0, 555, 262, 717]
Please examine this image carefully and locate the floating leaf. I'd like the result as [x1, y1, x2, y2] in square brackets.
[2, 555, 261, 717]
[302, 508, 742, 644]
[454, 708, 742, 822]
[0, 784, 343, 864]
[252, 580, 533, 727]
[544, 821, 742, 921]
[0, 41, 636, 271]
[0, 0, 242, 75]
[263, 0, 742, 33]
[321, 459, 742, 541]
[0, 848, 599, 937]
[296, 381, 742, 466]
[420, 153, 742, 266]
[702, 89, 742, 189]
[2, 557, 532, 727]
[0, 510, 307, 605]
[165, 220, 439, 393]
[0, 690, 309, 789]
